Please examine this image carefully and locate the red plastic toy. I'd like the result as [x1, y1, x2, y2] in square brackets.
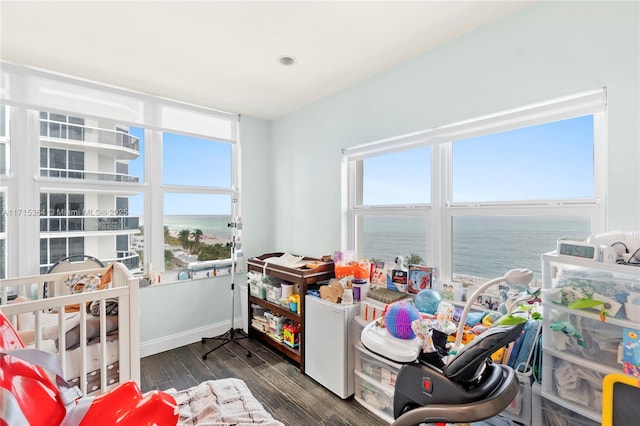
[0, 311, 178, 426]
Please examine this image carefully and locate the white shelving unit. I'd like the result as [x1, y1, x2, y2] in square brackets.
[541, 252, 640, 424]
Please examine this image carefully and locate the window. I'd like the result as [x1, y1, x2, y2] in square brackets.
[349, 146, 431, 264]
[68, 151, 84, 179]
[0, 104, 5, 137]
[344, 90, 605, 282]
[359, 215, 428, 263]
[40, 112, 84, 141]
[163, 193, 232, 273]
[40, 147, 84, 179]
[116, 197, 128, 215]
[452, 116, 594, 202]
[0, 191, 5, 278]
[39, 237, 85, 274]
[161, 131, 234, 280]
[362, 147, 431, 206]
[0, 104, 6, 176]
[0, 144, 5, 176]
[116, 234, 129, 252]
[162, 133, 232, 187]
[1, 62, 238, 279]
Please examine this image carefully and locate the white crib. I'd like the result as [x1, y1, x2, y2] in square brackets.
[0, 262, 139, 396]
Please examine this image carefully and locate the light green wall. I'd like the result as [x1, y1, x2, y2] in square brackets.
[140, 115, 272, 349]
[141, 1, 639, 351]
[270, 1, 640, 257]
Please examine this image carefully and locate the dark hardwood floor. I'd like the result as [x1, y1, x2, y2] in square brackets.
[140, 335, 389, 426]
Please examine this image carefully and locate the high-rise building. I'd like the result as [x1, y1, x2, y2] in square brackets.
[37, 111, 141, 274]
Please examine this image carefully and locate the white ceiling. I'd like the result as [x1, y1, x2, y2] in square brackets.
[0, 1, 532, 120]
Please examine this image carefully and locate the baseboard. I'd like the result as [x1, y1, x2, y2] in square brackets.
[140, 316, 243, 358]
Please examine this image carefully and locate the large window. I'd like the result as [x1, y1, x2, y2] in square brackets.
[344, 90, 605, 283]
[0, 190, 5, 278]
[40, 147, 85, 178]
[0, 62, 239, 280]
[0, 104, 7, 176]
[0, 104, 6, 277]
[39, 237, 85, 273]
[353, 146, 431, 263]
[161, 132, 234, 280]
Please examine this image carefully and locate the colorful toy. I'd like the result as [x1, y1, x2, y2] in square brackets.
[319, 279, 344, 303]
[384, 302, 420, 339]
[288, 293, 300, 313]
[0, 311, 178, 426]
[622, 328, 640, 377]
[550, 320, 586, 347]
[283, 323, 300, 348]
[415, 289, 441, 314]
[568, 298, 609, 322]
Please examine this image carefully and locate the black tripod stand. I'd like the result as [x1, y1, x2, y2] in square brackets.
[202, 234, 251, 360]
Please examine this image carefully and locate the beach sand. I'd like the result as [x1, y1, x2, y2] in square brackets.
[168, 230, 231, 247]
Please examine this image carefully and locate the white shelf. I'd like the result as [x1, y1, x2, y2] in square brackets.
[542, 347, 621, 376]
[354, 395, 393, 425]
[542, 252, 640, 275]
[539, 388, 601, 423]
[541, 301, 638, 328]
[541, 251, 640, 424]
[354, 370, 395, 424]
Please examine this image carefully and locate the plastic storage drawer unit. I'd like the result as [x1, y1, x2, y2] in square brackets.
[546, 307, 622, 369]
[541, 252, 640, 422]
[355, 342, 402, 389]
[354, 370, 394, 424]
[546, 353, 607, 414]
[502, 376, 532, 425]
[532, 382, 599, 426]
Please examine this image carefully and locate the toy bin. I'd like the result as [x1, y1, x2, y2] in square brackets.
[283, 324, 300, 348]
[502, 375, 532, 425]
[251, 304, 267, 317]
[251, 283, 267, 299]
[355, 342, 402, 388]
[354, 370, 394, 424]
[267, 285, 282, 303]
[545, 307, 622, 369]
[532, 382, 598, 426]
[542, 353, 606, 417]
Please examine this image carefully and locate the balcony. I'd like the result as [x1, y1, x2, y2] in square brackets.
[104, 252, 140, 271]
[41, 216, 140, 233]
[40, 167, 140, 183]
[40, 119, 140, 156]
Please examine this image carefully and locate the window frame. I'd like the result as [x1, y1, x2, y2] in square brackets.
[0, 62, 240, 279]
[342, 90, 606, 281]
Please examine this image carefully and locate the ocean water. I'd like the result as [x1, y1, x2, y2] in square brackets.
[166, 214, 590, 280]
[363, 215, 591, 279]
[164, 215, 232, 238]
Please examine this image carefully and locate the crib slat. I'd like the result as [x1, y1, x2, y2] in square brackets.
[0, 262, 139, 397]
[99, 295, 107, 393]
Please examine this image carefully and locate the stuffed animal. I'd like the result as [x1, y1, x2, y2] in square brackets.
[320, 279, 344, 303]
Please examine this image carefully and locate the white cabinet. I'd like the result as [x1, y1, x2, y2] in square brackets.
[541, 252, 640, 424]
[305, 296, 359, 399]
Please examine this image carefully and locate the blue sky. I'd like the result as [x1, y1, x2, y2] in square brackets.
[128, 115, 594, 214]
[363, 115, 594, 205]
[128, 128, 232, 215]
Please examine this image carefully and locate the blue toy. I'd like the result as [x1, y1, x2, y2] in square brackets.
[385, 302, 421, 339]
[415, 289, 441, 314]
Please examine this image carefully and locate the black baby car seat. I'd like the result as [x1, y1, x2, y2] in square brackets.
[391, 323, 525, 426]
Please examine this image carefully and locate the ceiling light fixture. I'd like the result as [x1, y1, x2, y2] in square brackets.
[278, 55, 296, 66]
